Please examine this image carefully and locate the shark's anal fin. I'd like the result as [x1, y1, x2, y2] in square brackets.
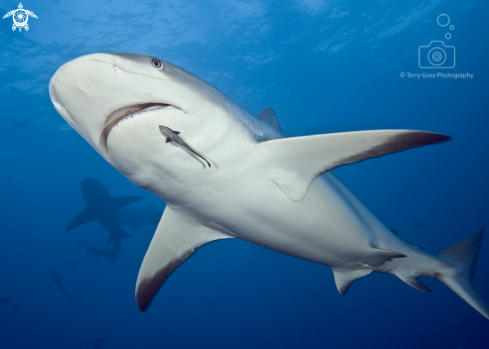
[135, 206, 234, 311]
[396, 273, 430, 292]
[333, 247, 406, 294]
[257, 107, 282, 133]
[261, 130, 451, 202]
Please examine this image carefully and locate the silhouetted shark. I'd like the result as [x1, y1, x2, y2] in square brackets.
[67, 178, 142, 259]
[119, 202, 163, 230]
[49, 268, 80, 300]
[413, 219, 425, 229]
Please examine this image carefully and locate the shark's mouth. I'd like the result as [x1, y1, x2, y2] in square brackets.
[100, 103, 180, 152]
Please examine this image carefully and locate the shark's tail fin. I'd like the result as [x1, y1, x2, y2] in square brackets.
[436, 227, 489, 319]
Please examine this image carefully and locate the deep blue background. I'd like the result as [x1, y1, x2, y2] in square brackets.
[1, 0, 488, 348]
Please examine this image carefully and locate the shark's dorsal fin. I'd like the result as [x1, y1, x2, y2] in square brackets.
[257, 107, 281, 133]
[135, 206, 234, 311]
[260, 130, 450, 202]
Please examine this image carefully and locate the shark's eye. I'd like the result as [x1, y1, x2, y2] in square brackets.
[152, 59, 164, 70]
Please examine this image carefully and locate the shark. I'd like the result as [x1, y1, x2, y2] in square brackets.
[49, 53, 488, 318]
[119, 202, 164, 230]
[49, 268, 80, 300]
[88, 240, 121, 266]
[67, 177, 142, 244]
[67, 178, 142, 264]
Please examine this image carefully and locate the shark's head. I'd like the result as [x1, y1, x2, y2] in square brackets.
[49, 53, 265, 198]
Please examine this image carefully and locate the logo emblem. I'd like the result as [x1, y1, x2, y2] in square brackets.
[3, 3, 38, 32]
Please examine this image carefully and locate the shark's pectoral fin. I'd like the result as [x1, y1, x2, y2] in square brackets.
[257, 107, 282, 133]
[261, 130, 450, 202]
[135, 206, 234, 311]
[66, 207, 96, 232]
[112, 196, 143, 210]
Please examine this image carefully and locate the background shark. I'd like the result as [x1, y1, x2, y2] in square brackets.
[66, 178, 142, 264]
[119, 203, 163, 231]
[49, 53, 488, 320]
[49, 268, 80, 300]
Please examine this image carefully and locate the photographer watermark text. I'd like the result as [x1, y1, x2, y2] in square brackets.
[400, 72, 474, 79]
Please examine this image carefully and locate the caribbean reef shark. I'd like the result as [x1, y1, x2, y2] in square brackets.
[49, 53, 488, 319]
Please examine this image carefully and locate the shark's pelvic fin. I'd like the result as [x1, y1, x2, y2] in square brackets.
[333, 268, 373, 294]
[135, 206, 234, 311]
[436, 228, 489, 319]
[260, 130, 451, 202]
[257, 107, 282, 133]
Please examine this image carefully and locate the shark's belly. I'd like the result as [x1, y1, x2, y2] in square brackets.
[196, 172, 383, 269]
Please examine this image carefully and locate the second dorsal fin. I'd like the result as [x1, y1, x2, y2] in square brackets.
[257, 107, 281, 133]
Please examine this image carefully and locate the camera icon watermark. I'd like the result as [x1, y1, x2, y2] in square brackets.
[419, 40, 455, 69]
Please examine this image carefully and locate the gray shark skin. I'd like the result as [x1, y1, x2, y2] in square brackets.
[49, 53, 488, 319]
[159, 125, 211, 168]
[48, 268, 80, 300]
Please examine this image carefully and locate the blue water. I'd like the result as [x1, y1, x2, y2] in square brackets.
[1, 0, 488, 348]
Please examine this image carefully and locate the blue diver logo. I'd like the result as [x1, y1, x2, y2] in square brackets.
[419, 41, 455, 69]
[2, 3, 38, 32]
